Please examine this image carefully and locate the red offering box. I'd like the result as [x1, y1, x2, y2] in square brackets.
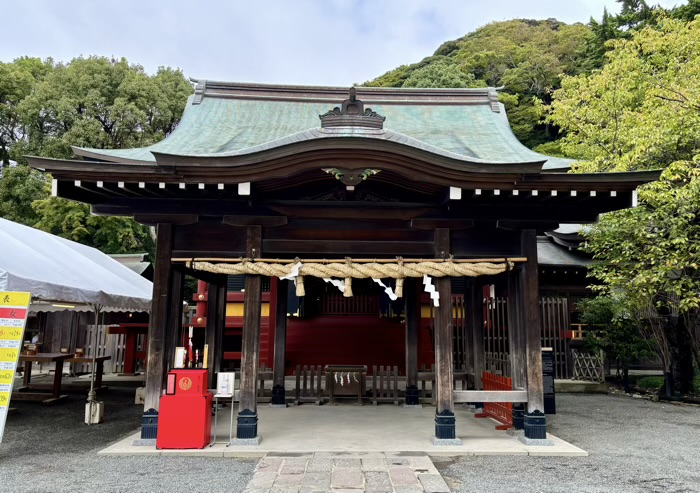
[156, 369, 213, 449]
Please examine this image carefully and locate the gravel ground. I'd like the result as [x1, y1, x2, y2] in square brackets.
[0, 385, 256, 493]
[436, 394, 700, 493]
[2, 384, 699, 493]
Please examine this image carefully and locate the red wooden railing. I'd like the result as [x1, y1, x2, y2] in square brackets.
[475, 371, 513, 430]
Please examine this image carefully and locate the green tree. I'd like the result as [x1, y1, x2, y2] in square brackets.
[32, 196, 155, 255]
[543, 17, 700, 172]
[401, 57, 477, 88]
[0, 57, 53, 166]
[545, 17, 700, 394]
[579, 295, 653, 391]
[20, 56, 192, 159]
[1, 56, 191, 257]
[0, 165, 48, 225]
[583, 161, 700, 394]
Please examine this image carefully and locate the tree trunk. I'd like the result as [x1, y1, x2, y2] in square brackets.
[668, 315, 694, 395]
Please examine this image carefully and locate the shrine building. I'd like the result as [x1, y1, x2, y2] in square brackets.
[28, 81, 658, 444]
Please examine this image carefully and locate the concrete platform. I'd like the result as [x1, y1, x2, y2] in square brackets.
[99, 405, 587, 457]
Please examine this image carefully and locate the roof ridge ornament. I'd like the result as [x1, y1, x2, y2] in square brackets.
[319, 87, 386, 129]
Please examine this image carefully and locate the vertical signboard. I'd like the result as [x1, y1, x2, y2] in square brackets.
[0, 292, 31, 443]
[542, 347, 556, 415]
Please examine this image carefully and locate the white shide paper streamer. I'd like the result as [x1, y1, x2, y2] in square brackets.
[422, 274, 440, 307]
[323, 278, 346, 294]
[372, 278, 398, 301]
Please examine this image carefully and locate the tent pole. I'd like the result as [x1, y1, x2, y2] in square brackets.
[87, 304, 101, 424]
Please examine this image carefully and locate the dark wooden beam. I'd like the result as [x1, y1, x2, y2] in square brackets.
[433, 228, 457, 440]
[205, 280, 222, 389]
[141, 223, 173, 440]
[134, 214, 199, 226]
[508, 266, 527, 390]
[263, 239, 434, 256]
[164, 265, 184, 380]
[214, 282, 226, 387]
[410, 218, 474, 231]
[521, 229, 547, 439]
[237, 225, 263, 440]
[404, 278, 420, 406]
[224, 215, 288, 228]
[508, 265, 527, 430]
[179, 266, 228, 285]
[496, 220, 560, 232]
[271, 279, 289, 406]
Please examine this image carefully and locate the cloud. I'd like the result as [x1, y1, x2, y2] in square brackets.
[1, 0, 687, 86]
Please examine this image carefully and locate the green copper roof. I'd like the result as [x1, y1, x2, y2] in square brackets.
[74, 83, 573, 170]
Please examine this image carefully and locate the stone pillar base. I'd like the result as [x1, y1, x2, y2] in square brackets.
[404, 385, 420, 406]
[524, 410, 546, 439]
[432, 436, 463, 446]
[236, 409, 259, 439]
[270, 385, 287, 407]
[140, 408, 158, 440]
[434, 410, 457, 440]
[230, 435, 262, 446]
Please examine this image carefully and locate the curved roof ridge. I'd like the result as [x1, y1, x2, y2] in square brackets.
[71, 82, 574, 170]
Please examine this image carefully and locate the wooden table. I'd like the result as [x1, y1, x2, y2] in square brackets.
[67, 355, 111, 390]
[14, 353, 73, 404]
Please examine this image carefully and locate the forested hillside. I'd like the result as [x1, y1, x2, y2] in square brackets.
[365, 0, 700, 154]
[366, 19, 592, 151]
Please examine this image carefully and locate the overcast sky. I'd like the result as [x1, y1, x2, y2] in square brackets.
[2, 0, 684, 86]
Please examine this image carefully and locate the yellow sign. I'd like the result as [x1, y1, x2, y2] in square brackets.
[0, 292, 30, 307]
[0, 348, 19, 363]
[0, 292, 30, 441]
[0, 371, 12, 385]
[0, 327, 24, 341]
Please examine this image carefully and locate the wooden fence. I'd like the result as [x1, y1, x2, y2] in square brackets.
[540, 297, 571, 379]
[475, 372, 513, 429]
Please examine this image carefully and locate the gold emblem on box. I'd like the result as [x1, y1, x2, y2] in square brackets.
[179, 377, 192, 391]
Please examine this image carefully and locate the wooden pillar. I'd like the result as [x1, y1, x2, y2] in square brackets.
[404, 278, 420, 406]
[141, 223, 173, 440]
[433, 228, 458, 441]
[164, 266, 184, 380]
[271, 278, 288, 406]
[237, 225, 263, 441]
[521, 229, 546, 439]
[508, 266, 527, 429]
[205, 277, 226, 389]
[214, 282, 226, 379]
[470, 281, 485, 392]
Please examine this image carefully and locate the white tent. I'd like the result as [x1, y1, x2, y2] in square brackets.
[0, 218, 152, 311]
[0, 218, 152, 422]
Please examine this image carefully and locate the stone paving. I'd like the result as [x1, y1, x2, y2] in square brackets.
[242, 453, 450, 493]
